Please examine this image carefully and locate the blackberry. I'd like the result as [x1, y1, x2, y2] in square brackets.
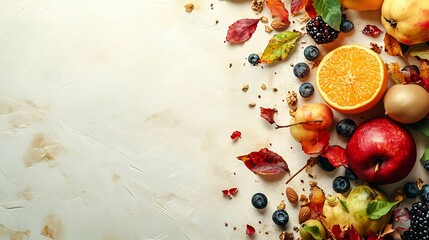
[402, 201, 429, 240]
[306, 16, 340, 44]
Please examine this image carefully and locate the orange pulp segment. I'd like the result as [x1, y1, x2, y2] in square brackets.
[316, 45, 388, 114]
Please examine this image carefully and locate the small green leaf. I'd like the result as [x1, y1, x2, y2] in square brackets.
[366, 201, 399, 220]
[313, 0, 342, 31]
[409, 118, 429, 137]
[420, 146, 429, 164]
[410, 47, 429, 61]
[260, 31, 302, 64]
[302, 226, 323, 240]
[338, 198, 349, 213]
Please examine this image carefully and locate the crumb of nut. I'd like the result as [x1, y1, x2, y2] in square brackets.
[265, 231, 269, 235]
[416, 178, 424, 190]
[229, 63, 232, 68]
[309, 181, 317, 188]
[233, 226, 237, 230]
[272, 87, 278, 92]
[370, 42, 383, 54]
[242, 84, 249, 92]
[289, 109, 296, 117]
[271, 19, 290, 31]
[391, 187, 405, 202]
[261, 16, 269, 23]
[297, 15, 311, 24]
[299, 194, 309, 205]
[215, 20, 219, 24]
[224, 222, 228, 227]
[293, 226, 299, 232]
[277, 200, 286, 210]
[279, 231, 294, 240]
[250, 0, 264, 13]
[249, 102, 256, 108]
[301, 40, 307, 44]
[286, 91, 298, 114]
[261, 83, 267, 90]
[265, 25, 273, 33]
[184, 3, 194, 12]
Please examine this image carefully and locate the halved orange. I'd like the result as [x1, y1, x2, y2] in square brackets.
[316, 45, 388, 114]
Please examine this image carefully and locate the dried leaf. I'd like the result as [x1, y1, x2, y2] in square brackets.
[321, 145, 348, 168]
[384, 33, 404, 58]
[305, 0, 317, 18]
[260, 31, 302, 64]
[291, 0, 308, 14]
[237, 148, 290, 175]
[226, 18, 261, 44]
[380, 224, 395, 237]
[300, 129, 330, 155]
[410, 46, 429, 61]
[266, 0, 290, 24]
[260, 107, 278, 124]
[386, 62, 405, 84]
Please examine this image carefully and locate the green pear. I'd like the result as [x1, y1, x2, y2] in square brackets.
[299, 219, 327, 240]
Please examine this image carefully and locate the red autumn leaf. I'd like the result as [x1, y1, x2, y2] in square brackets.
[230, 131, 241, 140]
[305, 0, 317, 18]
[246, 224, 255, 235]
[222, 188, 239, 199]
[290, 0, 307, 14]
[237, 148, 290, 175]
[349, 226, 362, 240]
[260, 107, 277, 124]
[226, 18, 261, 44]
[300, 130, 330, 155]
[362, 25, 383, 37]
[321, 145, 348, 168]
[266, 0, 290, 25]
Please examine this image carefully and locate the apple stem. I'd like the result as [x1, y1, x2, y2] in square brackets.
[375, 162, 380, 173]
[285, 164, 307, 184]
[275, 120, 322, 129]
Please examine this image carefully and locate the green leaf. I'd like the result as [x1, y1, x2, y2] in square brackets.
[302, 226, 323, 240]
[409, 118, 429, 137]
[313, 0, 342, 31]
[338, 198, 349, 213]
[420, 146, 429, 164]
[410, 47, 429, 61]
[366, 201, 399, 220]
[260, 31, 302, 64]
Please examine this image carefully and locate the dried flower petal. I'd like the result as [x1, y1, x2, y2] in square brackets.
[230, 131, 241, 140]
[362, 25, 382, 37]
[393, 208, 411, 223]
[260, 107, 278, 124]
[246, 224, 256, 235]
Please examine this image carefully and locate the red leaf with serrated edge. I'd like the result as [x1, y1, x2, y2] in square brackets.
[291, 0, 307, 14]
[321, 145, 348, 168]
[266, 0, 290, 24]
[260, 107, 277, 124]
[300, 130, 330, 155]
[226, 18, 261, 44]
[237, 148, 290, 175]
[305, 0, 317, 18]
[230, 131, 241, 140]
[246, 225, 255, 235]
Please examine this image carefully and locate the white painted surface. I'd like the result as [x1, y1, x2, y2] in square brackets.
[0, 1, 426, 239]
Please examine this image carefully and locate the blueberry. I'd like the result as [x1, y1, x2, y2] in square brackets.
[251, 193, 268, 209]
[336, 119, 357, 137]
[340, 20, 354, 33]
[303, 45, 319, 61]
[272, 209, 289, 226]
[293, 62, 310, 78]
[317, 155, 336, 172]
[299, 82, 314, 98]
[423, 161, 429, 171]
[344, 168, 359, 181]
[248, 53, 260, 65]
[421, 184, 429, 203]
[404, 182, 420, 199]
[333, 176, 350, 193]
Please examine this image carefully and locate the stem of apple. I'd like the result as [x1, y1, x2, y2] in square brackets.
[275, 119, 322, 129]
[285, 164, 307, 184]
[375, 162, 380, 173]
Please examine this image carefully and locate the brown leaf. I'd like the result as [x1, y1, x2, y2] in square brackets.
[237, 148, 290, 175]
[380, 224, 395, 237]
[226, 18, 261, 44]
[386, 62, 405, 84]
[384, 33, 404, 58]
[266, 0, 290, 25]
[260, 107, 277, 124]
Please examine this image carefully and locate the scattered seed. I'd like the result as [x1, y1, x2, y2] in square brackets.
[184, 3, 194, 12]
[248, 103, 256, 108]
[242, 84, 249, 92]
[261, 83, 267, 90]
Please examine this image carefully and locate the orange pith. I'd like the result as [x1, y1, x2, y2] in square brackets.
[316, 45, 388, 114]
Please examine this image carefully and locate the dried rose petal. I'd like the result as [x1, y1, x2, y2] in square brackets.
[246, 224, 256, 235]
[222, 189, 232, 199]
[260, 107, 278, 124]
[229, 188, 239, 196]
[393, 207, 411, 223]
[230, 131, 241, 140]
[362, 25, 383, 37]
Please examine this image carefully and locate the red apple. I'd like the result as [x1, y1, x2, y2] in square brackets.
[346, 117, 417, 185]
